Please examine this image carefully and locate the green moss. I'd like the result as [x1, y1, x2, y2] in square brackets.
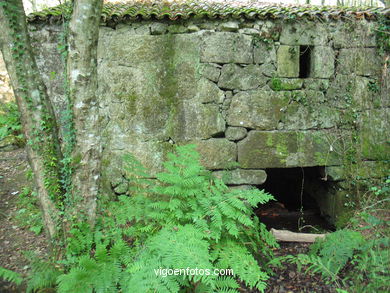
[270, 78, 303, 91]
[314, 152, 327, 165]
[159, 35, 180, 137]
[270, 77, 282, 91]
[266, 134, 273, 147]
[126, 94, 138, 115]
[276, 143, 288, 164]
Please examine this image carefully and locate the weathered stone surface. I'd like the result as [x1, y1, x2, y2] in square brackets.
[114, 182, 129, 194]
[168, 24, 188, 34]
[239, 28, 260, 35]
[201, 32, 253, 63]
[238, 130, 342, 168]
[220, 21, 239, 32]
[195, 78, 225, 104]
[277, 45, 299, 77]
[310, 46, 335, 78]
[218, 64, 266, 90]
[228, 185, 255, 190]
[280, 102, 340, 130]
[28, 17, 389, 238]
[260, 63, 276, 77]
[134, 24, 151, 35]
[188, 25, 200, 32]
[101, 141, 175, 187]
[178, 101, 226, 139]
[325, 166, 344, 181]
[150, 23, 167, 35]
[227, 91, 290, 129]
[225, 127, 248, 141]
[213, 169, 267, 185]
[326, 75, 378, 109]
[337, 48, 381, 77]
[280, 23, 327, 45]
[359, 109, 390, 160]
[331, 21, 377, 49]
[254, 42, 276, 64]
[270, 78, 303, 91]
[200, 63, 221, 82]
[276, 90, 338, 130]
[303, 79, 329, 91]
[196, 139, 236, 170]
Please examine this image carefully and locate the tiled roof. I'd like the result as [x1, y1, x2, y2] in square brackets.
[27, 1, 389, 23]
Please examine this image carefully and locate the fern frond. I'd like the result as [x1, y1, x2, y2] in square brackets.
[215, 240, 269, 291]
[26, 257, 61, 293]
[0, 267, 23, 285]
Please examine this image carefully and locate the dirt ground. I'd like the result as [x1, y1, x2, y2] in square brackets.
[0, 148, 335, 293]
[0, 148, 48, 292]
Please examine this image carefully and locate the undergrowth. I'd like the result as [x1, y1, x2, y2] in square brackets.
[0, 101, 22, 142]
[284, 176, 390, 293]
[3, 144, 278, 292]
[14, 185, 43, 235]
[0, 267, 23, 286]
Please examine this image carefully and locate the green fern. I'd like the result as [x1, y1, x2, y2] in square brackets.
[25, 254, 61, 293]
[309, 229, 365, 276]
[287, 228, 390, 292]
[108, 144, 277, 292]
[27, 144, 277, 293]
[0, 267, 23, 285]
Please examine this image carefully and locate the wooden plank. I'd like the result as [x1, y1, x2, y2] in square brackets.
[271, 228, 327, 243]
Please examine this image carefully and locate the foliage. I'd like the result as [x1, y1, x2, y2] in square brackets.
[0, 267, 23, 286]
[25, 252, 62, 293]
[376, 14, 390, 55]
[15, 186, 43, 235]
[25, 144, 277, 293]
[0, 101, 22, 141]
[285, 177, 390, 292]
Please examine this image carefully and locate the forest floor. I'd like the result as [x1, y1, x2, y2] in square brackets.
[0, 148, 48, 292]
[0, 148, 335, 293]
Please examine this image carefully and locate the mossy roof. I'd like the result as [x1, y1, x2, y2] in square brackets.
[27, 1, 389, 23]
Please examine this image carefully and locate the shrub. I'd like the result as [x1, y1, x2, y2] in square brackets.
[27, 144, 278, 293]
[0, 101, 22, 141]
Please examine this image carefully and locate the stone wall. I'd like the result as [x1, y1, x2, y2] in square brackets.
[29, 17, 389, 224]
[0, 52, 14, 103]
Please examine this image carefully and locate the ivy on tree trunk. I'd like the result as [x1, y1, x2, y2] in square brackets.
[0, 0, 104, 239]
[0, 0, 63, 239]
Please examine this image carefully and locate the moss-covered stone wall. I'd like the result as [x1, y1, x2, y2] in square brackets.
[29, 15, 389, 225]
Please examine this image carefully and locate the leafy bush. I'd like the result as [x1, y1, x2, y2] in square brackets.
[287, 176, 390, 292]
[15, 187, 43, 235]
[0, 267, 23, 285]
[26, 144, 278, 293]
[0, 101, 22, 141]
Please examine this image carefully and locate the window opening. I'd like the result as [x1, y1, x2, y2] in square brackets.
[299, 45, 312, 78]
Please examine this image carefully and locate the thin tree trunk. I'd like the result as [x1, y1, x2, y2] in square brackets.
[0, 0, 63, 239]
[67, 0, 103, 225]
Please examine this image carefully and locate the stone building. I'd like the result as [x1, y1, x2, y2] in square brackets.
[18, 2, 390, 224]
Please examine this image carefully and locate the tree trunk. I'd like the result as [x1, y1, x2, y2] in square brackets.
[67, 0, 103, 225]
[0, 0, 63, 239]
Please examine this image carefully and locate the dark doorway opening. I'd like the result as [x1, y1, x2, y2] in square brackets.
[255, 167, 334, 232]
[299, 45, 312, 78]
